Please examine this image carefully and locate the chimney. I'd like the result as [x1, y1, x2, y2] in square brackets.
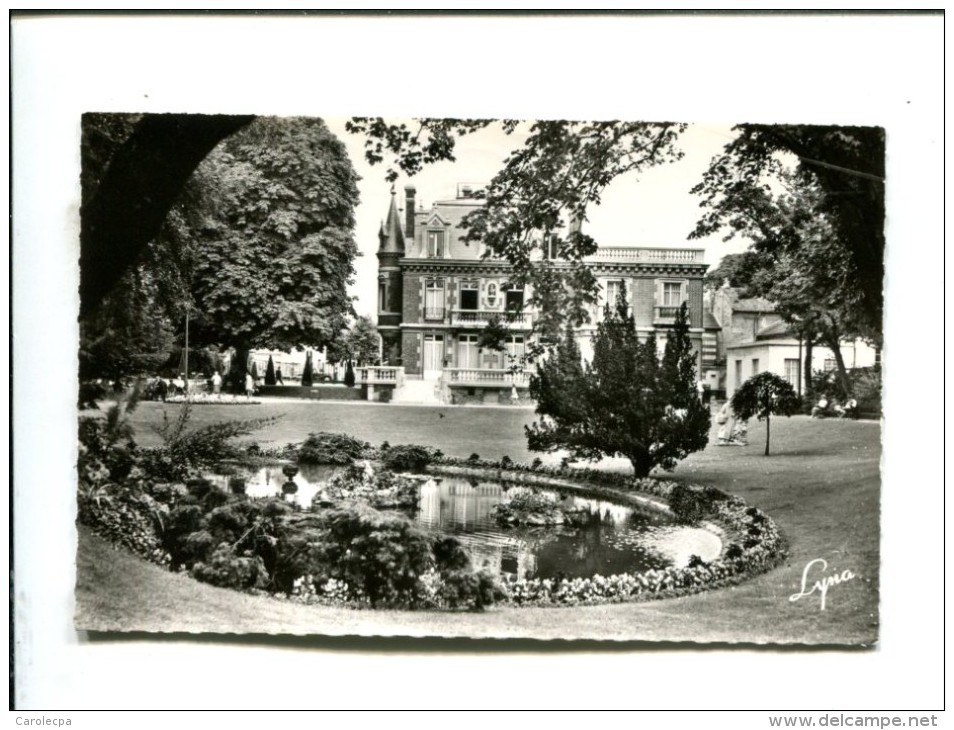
[404, 185, 416, 239]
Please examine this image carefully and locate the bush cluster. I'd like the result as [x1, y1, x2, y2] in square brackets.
[315, 465, 420, 510]
[492, 489, 566, 526]
[296, 432, 371, 465]
[379, 444, 442, 473]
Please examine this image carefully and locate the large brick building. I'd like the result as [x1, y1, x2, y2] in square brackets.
[372, 184, 715, 404]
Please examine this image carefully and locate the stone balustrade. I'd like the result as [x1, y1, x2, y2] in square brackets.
[445, 368, 533, 387]
[450, 310, 533, 328]
[355, 366, 405, 385]
[587, 247, 705, 263]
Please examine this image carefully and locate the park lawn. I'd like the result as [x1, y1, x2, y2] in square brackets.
[76, 402, 880, 645]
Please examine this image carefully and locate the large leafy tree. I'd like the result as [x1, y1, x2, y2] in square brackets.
[731, 372, 801, 456]
[342, 316, 382, 366]
[526, 297, 710, 477]
[691, 124, 884, 347]
[81, 114, 361, 387]
[188, 117, 360, 385]
[699, 175, 869, 399]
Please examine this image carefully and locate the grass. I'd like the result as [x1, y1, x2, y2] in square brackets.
[76, 402, 880, 645]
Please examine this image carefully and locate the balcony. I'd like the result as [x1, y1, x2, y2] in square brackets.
[450, 309, 533, 328]
[444, 367, 533, 388]
[423, 307, 446, 322]
[654, 305, 682, 324]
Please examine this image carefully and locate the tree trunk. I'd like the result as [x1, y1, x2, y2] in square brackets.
[803, 336, 814, 395]
[628, 450, 654, 478]
[229, 345, 251, 393]
[765, 413, 771, 456]
[820, 320, 852, 400]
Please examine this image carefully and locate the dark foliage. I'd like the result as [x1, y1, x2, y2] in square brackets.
[296, 432, 370, 465]
[527, 295, 710, 477]
[379, 444, 439, 473]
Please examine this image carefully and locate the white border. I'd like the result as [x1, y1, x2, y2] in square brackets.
[10, 12, 945, 714]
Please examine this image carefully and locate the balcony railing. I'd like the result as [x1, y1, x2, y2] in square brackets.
[587, 247, 705, 263]
[450, 309, 533, 328]
[654, 305, 682, 323]
[445, 368, 533, 387]
[424, 307, 445, 321]
[355, 366, 405, 386]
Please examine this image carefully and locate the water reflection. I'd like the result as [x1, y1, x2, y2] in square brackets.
[207, 463, 339, 507]
[416, 478, 722, 580]
[208, 467, 722, 581]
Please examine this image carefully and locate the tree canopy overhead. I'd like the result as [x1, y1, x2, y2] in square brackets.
[690, 124, 884, 346]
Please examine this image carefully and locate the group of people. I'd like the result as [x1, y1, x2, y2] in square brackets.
[811, 396, 858, 419]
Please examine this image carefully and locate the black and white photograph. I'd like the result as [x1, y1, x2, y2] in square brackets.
[11, 11, 944, 716]
[72, 113, 883, 645]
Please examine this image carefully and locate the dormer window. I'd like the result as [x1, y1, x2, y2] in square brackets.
[427, 230, 445, 258]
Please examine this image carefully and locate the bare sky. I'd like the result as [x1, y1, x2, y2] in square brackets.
[324, 119, 753, 320]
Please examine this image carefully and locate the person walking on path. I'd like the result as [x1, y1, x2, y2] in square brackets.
[716, 402, 732, 444]
[245, 372, 255, 399]
[211, 371, 223, 394]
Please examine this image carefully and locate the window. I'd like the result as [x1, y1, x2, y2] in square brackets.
[427, 230, 445, 258]
[458, 334, 479, 368]
[505, 335, 526, 361]
[824, 358, 837, 372]
[751, 358, 760, 375]
[459, 280, 479, 310]
[424, 279, 445, 320]
[543, 234, 559, 260]
[784, 358, 800, 387]
[378, 280, 389, 312]
[735, 359, 743, 390]
[662, 282, 683, 307]
[603, 280, 623, 318]
[505, 284, 524, 312]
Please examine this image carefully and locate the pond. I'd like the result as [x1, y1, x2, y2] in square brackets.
[210, 465, 722, 581]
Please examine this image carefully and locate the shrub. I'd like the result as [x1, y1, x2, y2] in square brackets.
[138, 403, 280, 481]
[297, 432, 370, 465]
[379, 444, 438, 473]
[438, 569, 507, 611]
[344, 361, 356, 388]
[493, 489, 565, 525]
[78, 484, 168, 565]
[432, 536, 472, 573]
[317, 467, 421, 510]
[313, 505, 435, 607]
[191, 543, 269, 590]
[667, 484, 711, 524]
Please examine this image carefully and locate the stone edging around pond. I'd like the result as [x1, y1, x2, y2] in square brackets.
[424, 461, 788, 608]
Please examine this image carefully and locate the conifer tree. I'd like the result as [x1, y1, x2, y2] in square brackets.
[264, 355, 277, 386]
[526, 295, 710, 477]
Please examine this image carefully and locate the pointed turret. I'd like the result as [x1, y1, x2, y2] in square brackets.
[378, 184, 405, 255]
[376, 184, 406, 369]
